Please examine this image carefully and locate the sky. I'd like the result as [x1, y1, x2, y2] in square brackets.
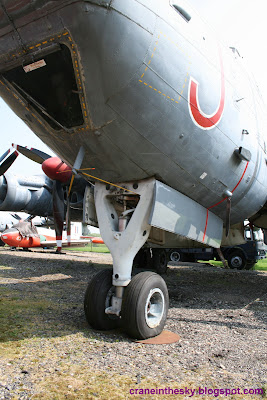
[0, 99, 55, 175]
[1, 0, 267, 175]
[189, 0, 267, 94]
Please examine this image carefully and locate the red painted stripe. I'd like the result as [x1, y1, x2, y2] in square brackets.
[202, 161, 249, 242]
[189, 47, 225, 129]
[231, 161, 249, 193]
[208, 197, 226, 210]
[202, 209, 209, 242]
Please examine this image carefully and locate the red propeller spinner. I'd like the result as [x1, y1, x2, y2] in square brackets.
[42, 157, 72, 183]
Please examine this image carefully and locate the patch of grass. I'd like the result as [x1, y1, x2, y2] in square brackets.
[0, 287, 64, 342]
[199, 259, 267, 271]
[0, 325, 261, 400]
[31, 367, 145, 400]
[26, 362, 243, 400]
[255, 258, 267, 271]
[12, 360, 252, 400]
[199, 260, 223, 268]
[68, 244, 110, 253]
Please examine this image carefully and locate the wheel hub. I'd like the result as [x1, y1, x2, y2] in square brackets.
[145, 288, 165, 328]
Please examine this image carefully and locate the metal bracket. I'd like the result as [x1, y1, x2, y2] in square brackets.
[149, 181, 223, 248]
[234, 147, 251, 162]
[94, 178, 155, 286]
[105, 296, 122, 317]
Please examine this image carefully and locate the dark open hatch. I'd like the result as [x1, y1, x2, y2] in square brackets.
[3, 44, 84, 130]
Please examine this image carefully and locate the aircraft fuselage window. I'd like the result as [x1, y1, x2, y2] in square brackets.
[171, 3, 191, 22]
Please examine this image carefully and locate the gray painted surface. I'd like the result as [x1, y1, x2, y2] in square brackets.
[0, 0, 266, 243]
[150, 181, 223, 248]
[0, 172, 84, 220]
[0, 173, 53, 216]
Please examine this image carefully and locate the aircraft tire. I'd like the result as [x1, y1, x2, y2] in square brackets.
[84, 269, 120, 330]
[152, 249, 168, 274]
[121, 271, 169, 339]
[227, 250, 247, 270]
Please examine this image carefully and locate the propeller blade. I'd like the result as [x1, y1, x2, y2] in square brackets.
[73, 146, 85, 171]
[0, 149, 12, 164]
[225, 197, 231, 237]
[52, 180, 65, 253]
[12, 144, 51, 164]
[26, 215, 35, 222]
[11, 213, 22, 221]
[0, 151, 18, 175]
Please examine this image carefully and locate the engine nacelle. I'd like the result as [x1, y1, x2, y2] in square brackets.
[0, 172, 53, 216]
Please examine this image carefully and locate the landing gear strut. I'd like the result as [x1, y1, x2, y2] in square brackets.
[83, 178, 169, 339]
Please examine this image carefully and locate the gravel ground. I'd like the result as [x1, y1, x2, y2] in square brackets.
[0, 248, 266, 399]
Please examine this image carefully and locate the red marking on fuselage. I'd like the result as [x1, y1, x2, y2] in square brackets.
[189, 48, 225, 130]
[202, 162, 249, 242]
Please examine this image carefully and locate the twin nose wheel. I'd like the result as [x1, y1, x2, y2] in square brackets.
[84, 269, 169, 339]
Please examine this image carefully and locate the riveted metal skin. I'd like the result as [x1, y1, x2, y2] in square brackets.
[0, 0, 266, 233]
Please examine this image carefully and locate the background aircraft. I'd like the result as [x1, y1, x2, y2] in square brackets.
[0, 219, 91, 250]
[0, 211, 27, 245]
[0, 144, 92, 251]
[0, 211, 53, 244]
[0, 0, 267, 340]
[0, 211, 25, 232]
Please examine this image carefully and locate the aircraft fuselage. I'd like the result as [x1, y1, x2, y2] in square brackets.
[0, 0, 266, 227]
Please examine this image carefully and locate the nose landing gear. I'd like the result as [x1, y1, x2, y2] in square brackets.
[83, 178, 169, 339]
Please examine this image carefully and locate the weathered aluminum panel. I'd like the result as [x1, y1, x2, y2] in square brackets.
[111, 0, 156, 34]
[0, 0, 267, 228]
[149, 181, 223, 248]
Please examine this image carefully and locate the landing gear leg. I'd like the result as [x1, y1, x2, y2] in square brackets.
[84, 178, 169, 338]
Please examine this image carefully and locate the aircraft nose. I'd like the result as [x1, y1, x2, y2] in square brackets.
[1, 233, 9, 244]
[1, 228, 19, 245]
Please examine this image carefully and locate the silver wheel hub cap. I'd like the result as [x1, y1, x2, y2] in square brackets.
[145, 288, 165, 328]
